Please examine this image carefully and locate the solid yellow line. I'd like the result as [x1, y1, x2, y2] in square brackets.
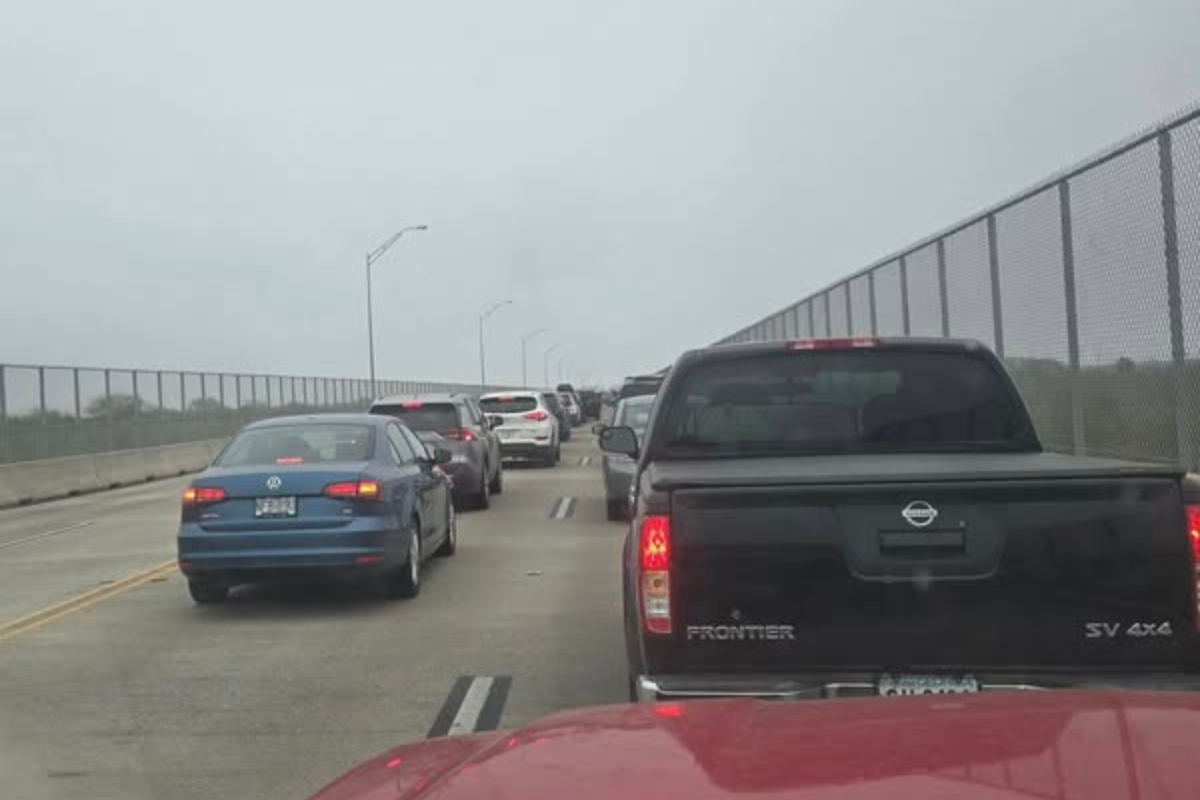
[0, 560, 177, 644]
[0, 559, 177, 635]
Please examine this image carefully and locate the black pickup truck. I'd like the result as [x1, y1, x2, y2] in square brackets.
[599, 338, 1200, 701]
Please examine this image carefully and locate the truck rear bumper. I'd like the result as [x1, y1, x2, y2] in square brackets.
[634, 671, 1200, 702]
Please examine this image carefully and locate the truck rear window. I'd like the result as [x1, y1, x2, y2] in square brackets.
[659, 350, 1034, 457]
[480, 396, 538, 414]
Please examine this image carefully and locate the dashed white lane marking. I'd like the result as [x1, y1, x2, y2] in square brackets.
[447, 676, 495, 736]
[550, 497, 576, 520]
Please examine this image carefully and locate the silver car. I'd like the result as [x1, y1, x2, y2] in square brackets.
[597, 394, 654, 520]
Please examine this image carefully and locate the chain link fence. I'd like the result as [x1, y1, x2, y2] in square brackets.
[717, 103, 1200, 471]
[0, 366, 496, 464]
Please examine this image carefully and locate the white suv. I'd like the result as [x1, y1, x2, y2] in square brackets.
[478, 391, 561, 467]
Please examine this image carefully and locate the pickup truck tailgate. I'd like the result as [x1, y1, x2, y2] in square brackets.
[669, 474, 1196, 673]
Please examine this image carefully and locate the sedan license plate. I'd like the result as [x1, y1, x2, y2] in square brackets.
[255, 496, 297, 517]
[877, 673, 979, 697]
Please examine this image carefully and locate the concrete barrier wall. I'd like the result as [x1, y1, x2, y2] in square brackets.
[0, 439, 227, 508]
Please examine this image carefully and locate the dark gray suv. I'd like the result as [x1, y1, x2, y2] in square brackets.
[369, 393, 503, 509]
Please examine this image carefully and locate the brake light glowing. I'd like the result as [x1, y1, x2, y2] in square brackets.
[324, 481, 382, 500]
[789, 338, 879, 350]
[439, 428, 475, 442]
[182, 486, 226, 505]
[275, 456, 304, 465]
[641, 515, 671, 569]
[1187, 504, 1200, 630]
[1188, 505, 1200, 560]
[524, 410, 549, 421]
[401, 401, 423, 409]
[640, 515, 672, 634]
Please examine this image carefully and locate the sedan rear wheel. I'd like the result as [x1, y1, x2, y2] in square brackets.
[188, 582, 229, 605]
[472, 471, 491, 510]
[388, 531, 421, 599]
[488, 463, 503, 495]
[436, 502, 457, 557]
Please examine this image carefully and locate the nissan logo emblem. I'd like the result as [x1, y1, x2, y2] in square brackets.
[266, 476, 283, 491]
[901, 500, 938, 528]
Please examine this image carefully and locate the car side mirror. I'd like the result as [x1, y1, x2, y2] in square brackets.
[487, 415, 504, 429]
[433, 447, 453, 465]
[591, 422, 606, 435]
[598, 425, 638, 458]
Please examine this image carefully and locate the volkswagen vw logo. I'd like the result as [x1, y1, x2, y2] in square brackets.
[265, 476, 283, 491]
[901, 500, 938, 528]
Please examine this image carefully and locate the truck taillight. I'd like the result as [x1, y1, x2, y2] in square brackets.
[640, 515, 672, 634]
[1187, 505, 1200, 629]
[182, 486, 226, 505]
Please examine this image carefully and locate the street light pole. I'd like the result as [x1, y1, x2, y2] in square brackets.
[478, 300, 512, 388]
[521, 328, 548, 388]
[365, 224, 427, 398]
[557, 353, 570, 383]
[543, 343, 562, 388]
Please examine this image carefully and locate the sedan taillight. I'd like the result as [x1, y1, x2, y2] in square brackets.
[183, 486, 226, 505]
[324, 481, 382, 501]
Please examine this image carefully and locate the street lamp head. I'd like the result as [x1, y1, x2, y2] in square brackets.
[415, 224, 428, 230]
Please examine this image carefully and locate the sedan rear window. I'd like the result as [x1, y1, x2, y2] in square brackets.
[218, 424, 374, 466]
[659, 350, 1033, 457]
[480, 396, 538, 414]
[371, 403, 462, 431]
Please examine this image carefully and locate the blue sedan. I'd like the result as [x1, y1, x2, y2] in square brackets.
[178, 414, 456, 604]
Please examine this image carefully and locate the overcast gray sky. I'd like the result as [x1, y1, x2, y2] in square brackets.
[2, 0, 1199, 387]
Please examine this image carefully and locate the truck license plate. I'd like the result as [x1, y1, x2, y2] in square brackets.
[255, 496, 297, 517]
[877, 673, 979, 696]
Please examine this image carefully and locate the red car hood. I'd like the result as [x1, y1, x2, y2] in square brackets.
[308, 691, 1200, 800]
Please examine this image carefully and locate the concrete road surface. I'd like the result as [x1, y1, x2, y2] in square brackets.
[0, 433, 626, 800]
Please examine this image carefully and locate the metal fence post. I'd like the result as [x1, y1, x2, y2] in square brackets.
[937, 239, 950, 337]
[37, 366, 47, 458]
[844, 283, 853, 334]
[987, 214, 1005, 358]
[899, 256, 911, 336]
[868, 270, 878, 336]
[1159, 131, 1194, 470]
[0, 366, 6, 463]
[1059, 180, 1085, 456]
[131, 372, 141, 450]
[822, 293, 832, 337]
[105, 368, 114, 452]
[156, 371, 164, 447]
